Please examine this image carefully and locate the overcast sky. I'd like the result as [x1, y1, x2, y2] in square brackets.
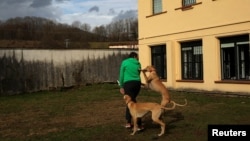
[0, 0, 137, 27]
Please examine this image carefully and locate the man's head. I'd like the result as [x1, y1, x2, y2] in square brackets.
[128, 52, 138, 60]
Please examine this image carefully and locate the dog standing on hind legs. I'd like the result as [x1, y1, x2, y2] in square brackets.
[141, 65, 187, 107]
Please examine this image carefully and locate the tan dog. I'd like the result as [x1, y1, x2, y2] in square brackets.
[123, 94, 176, 136]
[141, 65, 187, 107]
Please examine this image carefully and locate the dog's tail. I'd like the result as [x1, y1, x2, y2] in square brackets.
[162, 101, 176, 110]
[172, 99, 187, 107]
[161, 99, 187, 111]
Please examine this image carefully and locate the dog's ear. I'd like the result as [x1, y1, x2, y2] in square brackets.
[149, 66, 156, 71]
[123, 95, 128, 100]
[123, 95, 129, 104]
[145, 66, 152, 71]
[123, 95, 131, 101]
[142, 66, 150, 71]
[123, 95, 126, 100]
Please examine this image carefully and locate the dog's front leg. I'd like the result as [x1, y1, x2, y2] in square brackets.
[142, 71, 150, 89]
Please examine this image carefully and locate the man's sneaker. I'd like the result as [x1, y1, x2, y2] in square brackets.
[125, 123, 133, 129]
[137, 126, 145, 131]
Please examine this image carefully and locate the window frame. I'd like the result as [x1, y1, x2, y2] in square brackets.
[180, 40, 203, 80]
[150, 44, 167, 80]
[182, 0, 196, 7]
[219, 34, 250, 81]
[175, 1, 202, 11]
[153, 0, 162, 14]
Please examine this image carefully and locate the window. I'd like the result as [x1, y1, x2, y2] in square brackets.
[183, 0, 196, 7]
[175, 0, 201, 11]
[151, 45, 166, 79]
[181, 40, 203, 80]
[220, 34, 250, 80]
[153, 0, 162, 14]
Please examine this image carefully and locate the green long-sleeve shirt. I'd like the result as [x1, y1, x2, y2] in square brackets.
[119, 58, 141, 87]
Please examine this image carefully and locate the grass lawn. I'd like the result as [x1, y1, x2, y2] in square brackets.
[0, 84, 250, 141]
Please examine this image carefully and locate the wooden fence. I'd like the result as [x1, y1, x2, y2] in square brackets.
[0, 49, 137, 95]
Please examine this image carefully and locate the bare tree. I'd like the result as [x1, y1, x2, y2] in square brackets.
[72, 21, 81, 29]
[0, 16, 138, 47]
[80, 23, 91, 32]
[92, 25, 107, 41]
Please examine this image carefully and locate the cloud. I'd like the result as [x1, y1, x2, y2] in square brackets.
[0, 0, 29, 5]
[0, 0, 63, 22]
[55, 0, 70, 2]
[0, 0, 137, 27]
[108, 8, 116, 15]
[88, 6, 99, 13]
[112, 10, 137, 22]
[30, 0, 52, 8]
[29, 0, 69, 8]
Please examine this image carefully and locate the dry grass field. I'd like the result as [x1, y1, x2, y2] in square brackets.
[0, 84, 250, 141]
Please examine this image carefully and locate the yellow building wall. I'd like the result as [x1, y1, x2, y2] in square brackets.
[138, 0, 250, 94]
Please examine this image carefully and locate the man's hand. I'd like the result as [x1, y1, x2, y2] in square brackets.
[120, 88, 125, 94]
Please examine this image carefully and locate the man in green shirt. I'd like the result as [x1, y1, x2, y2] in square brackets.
[119, 52, 144, 131]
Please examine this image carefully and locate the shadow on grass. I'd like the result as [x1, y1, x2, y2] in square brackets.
[140, 110, 185, 136]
